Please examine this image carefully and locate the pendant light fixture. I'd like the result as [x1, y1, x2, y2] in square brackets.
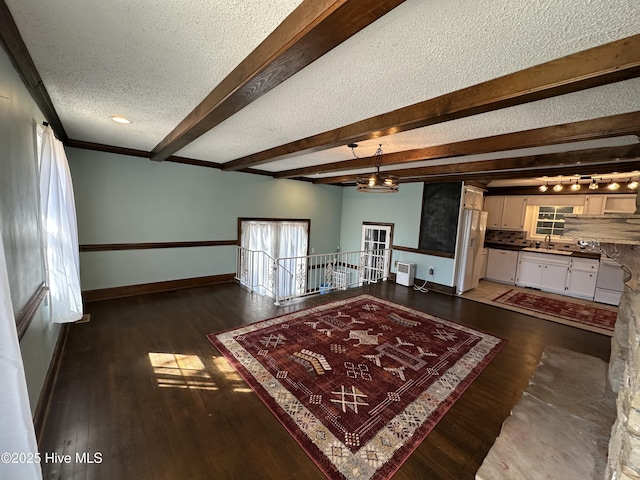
[355, 144, 399, 193]
[589, 178, 599, 190]
[553, 182, 563, 192]
[570, 179, 581, 191]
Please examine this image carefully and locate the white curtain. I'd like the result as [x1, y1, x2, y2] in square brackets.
[277, 223, 308, 297]
[240, 221, 308, 298]
[241, 222, 277, 296]
[0, 233, 42, 480]
[39, 126, 83, 323]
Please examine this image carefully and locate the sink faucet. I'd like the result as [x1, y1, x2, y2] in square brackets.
[544, 234, 551, 249]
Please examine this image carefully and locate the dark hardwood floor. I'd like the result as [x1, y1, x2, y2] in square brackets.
[38, 281, 611, 480]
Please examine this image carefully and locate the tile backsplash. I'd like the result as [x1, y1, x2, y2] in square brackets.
[484, 230, 600, 253]
[485, 230, 529, 246]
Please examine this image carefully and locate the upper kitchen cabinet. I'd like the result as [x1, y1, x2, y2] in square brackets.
[463, 186, 484, 210]
[603, 194, 637, 214]
[485, 196, 528, 230]
[583, 194, 635, 214]
[584, 195, 606, 215]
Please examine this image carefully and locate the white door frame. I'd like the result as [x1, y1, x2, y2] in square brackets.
[360, 223, 393, 283]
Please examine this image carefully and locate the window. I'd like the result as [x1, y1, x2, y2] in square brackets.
[534, 206, 575, 237]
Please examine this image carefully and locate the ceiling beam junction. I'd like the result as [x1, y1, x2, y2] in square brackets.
[222, 34, 640, 171]
[150, 0, 407, 162]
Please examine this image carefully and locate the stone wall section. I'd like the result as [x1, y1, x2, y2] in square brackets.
[607, 286, 640, 479]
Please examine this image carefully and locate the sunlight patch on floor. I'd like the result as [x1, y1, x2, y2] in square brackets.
[148, 352, 218, 391]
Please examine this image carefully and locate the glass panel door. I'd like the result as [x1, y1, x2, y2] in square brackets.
[360, 224, 392, 284]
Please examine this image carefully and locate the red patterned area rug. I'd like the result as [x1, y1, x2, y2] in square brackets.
[492, 289, 617, 334]
[207, 294, 505, 480]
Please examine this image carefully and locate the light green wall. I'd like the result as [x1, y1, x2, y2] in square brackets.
[340, 183, 456, 286]
[67, 148, 344, 290]
[0, 47, 60, 413]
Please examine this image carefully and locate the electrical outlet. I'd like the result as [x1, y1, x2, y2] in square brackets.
[429, 266, 435, 275]
[394, 260, 398, 268]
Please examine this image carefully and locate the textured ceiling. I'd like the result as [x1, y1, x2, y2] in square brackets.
[6, 0, 303, 149]
[5, 0, 640, 185]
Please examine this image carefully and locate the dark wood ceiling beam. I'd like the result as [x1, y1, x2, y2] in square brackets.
[274, 112, 640, 178]
[399, 160, 640, 184]
[150, 0, 406, 162]
[312, 144, 640, 184]
[223, 34, 640, 171]
[0, 0, 67, 141]
[331, 160, 640, 185]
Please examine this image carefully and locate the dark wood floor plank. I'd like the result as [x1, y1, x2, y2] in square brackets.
[38, 281, 611, 479]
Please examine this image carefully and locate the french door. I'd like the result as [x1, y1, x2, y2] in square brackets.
[239, 219, 309, 298]
[360, 223, 392, 283]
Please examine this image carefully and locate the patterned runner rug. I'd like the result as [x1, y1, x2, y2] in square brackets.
[492, 289, 617, 333]
[207, 294, 505, 480]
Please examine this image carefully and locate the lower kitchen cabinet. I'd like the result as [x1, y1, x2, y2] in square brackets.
[516, 252, 570, 294]
[565, 257, 599, 300]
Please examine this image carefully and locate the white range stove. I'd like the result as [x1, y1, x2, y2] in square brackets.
[594, 256, 625, 305]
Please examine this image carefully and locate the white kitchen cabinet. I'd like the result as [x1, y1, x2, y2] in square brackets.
[583, 194, 636, 215]
[566, 257, 599, 300]
[484, 196, 503, 228]
[463, 186, 484, 210]
[584, 195, 605, 215]
[486, 248, 519, 284]
[516, 251, 570, 294]
[603, 194, 636, 213]
[502, 196, 528, 230]
[515, 256, 542, 287]
[542, 262, 570, 294]
[485, 196, 527, 230]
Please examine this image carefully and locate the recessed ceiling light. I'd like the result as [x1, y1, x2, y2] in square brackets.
[110, 115, 131, 124]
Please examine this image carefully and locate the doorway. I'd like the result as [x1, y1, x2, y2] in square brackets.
[239, 219, 309, 298]
[360, 223, 393, 283]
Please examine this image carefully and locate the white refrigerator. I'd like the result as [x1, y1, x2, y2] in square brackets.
[455, 209, 488, 295]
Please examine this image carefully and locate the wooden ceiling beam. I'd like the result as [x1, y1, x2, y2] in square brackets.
[329, 160, 640, 185]
[274, 112, 640, 178]
[312, 144, 640, 184]
[223, 34, 640, 171]
[150, 0, 407, 162]
[398, 160, 640, 185]
[0, 0, 67, 141]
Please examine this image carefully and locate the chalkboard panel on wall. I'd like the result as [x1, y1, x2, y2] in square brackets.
[418, 182, 462, 255]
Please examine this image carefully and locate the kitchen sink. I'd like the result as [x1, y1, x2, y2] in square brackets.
[521, 247, 574, 256]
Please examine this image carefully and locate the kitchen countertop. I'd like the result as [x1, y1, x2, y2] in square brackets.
[485, 243, 600, 259]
